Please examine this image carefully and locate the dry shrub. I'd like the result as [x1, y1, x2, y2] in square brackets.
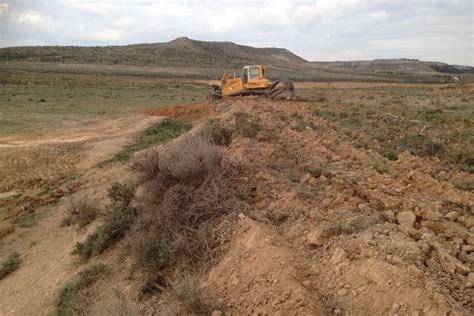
[234, 111, 261, 138]
[132, 134, 224, 182]
[62, 198, 99, 227]
[89, 289, 139, 316]
[162, 272, 211, 314]
[108, 182, 136, 208]
[200, 119, 233, 146]
[129, 131, 250, 280]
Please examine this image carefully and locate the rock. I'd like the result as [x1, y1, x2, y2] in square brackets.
[329, 248, 347, 266]
[467, 273, 474, 288]
[238, 213, 246, 220]
[391, 303, 401, 313]
[438, 250, 470, 275]
[306, 225, 328, 247]
[454, 261, 471, 275]
[445, 211, 458, 221]
[465, 216, 474, 228]
[337, 288, 347, 296]
[437, 251, 457, 274]
[461, 244, 474, 252]
[467, 236, 474, 245]
[458, 251, 474, 264]
[397, 211, 416, 227]
[420, 209, 442, 221]
[396, 211, 417, 234]
[302, 280, 311, 288]
[211, 311, 224, 316]
[383, 210, 395, 223]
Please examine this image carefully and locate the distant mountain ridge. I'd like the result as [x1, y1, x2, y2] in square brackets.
[0, 37, 472, 82]
[0, 37, 306, 68]
[312, 58, 474, 75]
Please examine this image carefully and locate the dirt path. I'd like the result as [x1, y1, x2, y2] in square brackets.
[0, 114, 159, 315]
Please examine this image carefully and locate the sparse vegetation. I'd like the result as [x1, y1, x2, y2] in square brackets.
[290, 111, 318, 131]
[55, 263, 107, 315]
[383, 151, 398, 161]
[110, 118, 192, 162]
[165, 272, 211, 314]
[13, 210, 51, 228]
[304, 86, 474, 173]
[62, 199, 99, 227]
[234, 111, 261, 137]
[72, 183, 137, 260]
[0, 252, 22, 280]
[202, 119, 233, 146]
[373, 159, 390, 173]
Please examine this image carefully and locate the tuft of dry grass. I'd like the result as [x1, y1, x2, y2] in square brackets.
[61, 198, 99, 227]
[234, 111, 261, 138]
[373, 159, 390, 173]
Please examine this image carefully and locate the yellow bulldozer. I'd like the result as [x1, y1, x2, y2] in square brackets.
[208, 65, 294, 102]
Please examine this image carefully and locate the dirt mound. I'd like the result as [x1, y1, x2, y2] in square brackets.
[140, 103, 212, 121]
[201, 99, 473, 314]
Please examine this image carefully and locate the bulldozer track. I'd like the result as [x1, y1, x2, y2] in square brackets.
[0, 146, 78, 191]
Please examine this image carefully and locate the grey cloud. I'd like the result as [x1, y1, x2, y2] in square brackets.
[0, 0, 472, 65]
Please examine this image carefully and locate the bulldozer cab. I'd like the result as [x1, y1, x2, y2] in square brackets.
[243, 65, 264, 84]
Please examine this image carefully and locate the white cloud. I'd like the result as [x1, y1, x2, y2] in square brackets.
[17, 12, 47, 24]
[0, 0, 472, 65]
[95, 29, 122, 41]
[370, 10, 386, 19]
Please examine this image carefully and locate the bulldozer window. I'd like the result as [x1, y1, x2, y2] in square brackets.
[249, 66, 260, 79]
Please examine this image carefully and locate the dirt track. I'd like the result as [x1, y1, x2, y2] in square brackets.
[0, 115, 158, 192]
[0, 114, 159, 315]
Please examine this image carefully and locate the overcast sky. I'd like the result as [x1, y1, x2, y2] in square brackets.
[0, 0, 472, 65]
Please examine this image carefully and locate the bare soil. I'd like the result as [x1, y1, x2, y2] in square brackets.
[0, 114, 159, 315]
[202, 98, 473, 315]
[0, 85, 472, 315]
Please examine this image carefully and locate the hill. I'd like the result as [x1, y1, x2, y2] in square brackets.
[0, 37, 306, 68]
[312, 58, 474, 75]
[0, 37, 473, 82]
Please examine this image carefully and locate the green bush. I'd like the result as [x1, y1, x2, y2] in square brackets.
[0, 252, 22, 280]
[55, 264, 106, 315]
[383, 151, 398, 161]
[72, 183, 137, 260]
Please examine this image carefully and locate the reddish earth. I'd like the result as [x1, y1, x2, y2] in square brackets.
[1, 97, 473, 315]
[200, 98, 473, 315]
[139, 103, 212, 121]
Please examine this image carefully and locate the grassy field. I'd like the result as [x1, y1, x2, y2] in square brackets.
[298, 84, 474, 173]
[0, 71, 208, 134]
